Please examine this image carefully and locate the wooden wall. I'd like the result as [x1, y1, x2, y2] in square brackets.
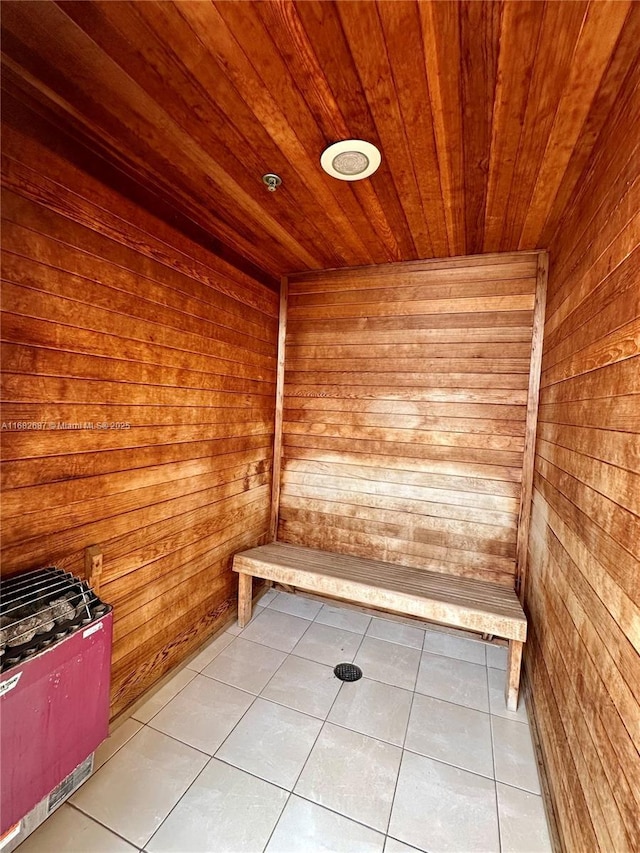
[0, 97, 279, 716]
[278, 253, 544, 587]
[523, 59, 640, 852]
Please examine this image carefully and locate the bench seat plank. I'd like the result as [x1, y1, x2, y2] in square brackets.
[233, 542, 527, 711]
[234, 542, 526, 642]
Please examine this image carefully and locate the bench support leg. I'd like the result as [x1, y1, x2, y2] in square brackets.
[238, 573, 253, 628]
[506, 640, 524, 712]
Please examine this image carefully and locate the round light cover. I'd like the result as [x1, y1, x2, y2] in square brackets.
[321, 139, 381, 181]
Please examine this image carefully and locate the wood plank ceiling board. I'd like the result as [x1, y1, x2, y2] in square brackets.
[1, 0, 637, 279]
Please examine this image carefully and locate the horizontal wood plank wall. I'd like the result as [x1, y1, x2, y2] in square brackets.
[0, 101, 279, 717]
[280, 253, 542, 587]
[523, 59, 640, 853]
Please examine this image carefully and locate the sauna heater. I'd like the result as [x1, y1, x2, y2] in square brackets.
[0, 567, 112, 851]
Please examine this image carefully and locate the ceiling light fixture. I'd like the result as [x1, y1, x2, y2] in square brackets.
[320, 140, 381, 181]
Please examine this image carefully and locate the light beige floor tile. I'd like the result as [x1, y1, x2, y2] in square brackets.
[315, 604, 372, 635]
[202, 637, 286, 694]
[415, 651, 489, 712]
[216, 698, 322, 789]
[17, 804, 137, 853]
[389, 751, 500, 853]
[295, 723, 401, 832]
[146, 759, 287, 853]
[486, 643, 508, 670]
[488, 666, 528, 723]
[366, 617, 425, 650]
[265, 795, 385, 853]
[71, 727, 207, 848]
[94, 718, 143, 770]
[497, 783, 552, 852]
[492, 716, 541, 794]
[185, 632, 234, 672]
[132, 668, 196, 723]
[405, 693, 493, 777]
[292, 622, 362, 666]
[149, 675, 253, 755]
[261, 655, 341, 718]
[353, 637, 421, 690]
[269, 591, 323, 620]
[240, 608, 312, 652]
[328, 678, 412, 746]
[226, 602, 265, 635]
[259, 588, 279, 606]
[422, 629, 486, 665]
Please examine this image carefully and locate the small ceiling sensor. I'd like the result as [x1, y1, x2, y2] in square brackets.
[321, 140, 381, 181]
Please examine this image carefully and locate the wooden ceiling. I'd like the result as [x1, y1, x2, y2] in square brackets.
[1, 1, 638, 280]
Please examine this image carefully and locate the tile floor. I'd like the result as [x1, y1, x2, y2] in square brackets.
[19, 591, 552, 853]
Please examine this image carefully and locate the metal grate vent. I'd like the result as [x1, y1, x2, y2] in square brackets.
[0, 567, 109, 672]
[334, 662, 363, 682]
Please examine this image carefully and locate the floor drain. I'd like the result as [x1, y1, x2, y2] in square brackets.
[334, 663, 363, 682]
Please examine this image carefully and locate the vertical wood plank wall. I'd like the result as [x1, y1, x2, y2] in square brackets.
[0, 101, 279, 716]
[523, 61, 640, 852]
[279, 253, 544, 587]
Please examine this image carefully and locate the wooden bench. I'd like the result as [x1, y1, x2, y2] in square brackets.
[233, 542, 527, 711]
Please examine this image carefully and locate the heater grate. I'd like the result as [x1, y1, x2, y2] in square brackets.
[0, 567, 109, 672]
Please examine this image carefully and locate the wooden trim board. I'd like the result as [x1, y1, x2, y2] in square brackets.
[516, 251, 548, 600]
[269, 276, 288, 540]
[287, 249, 542, 281]
[522, 663, 565, 853]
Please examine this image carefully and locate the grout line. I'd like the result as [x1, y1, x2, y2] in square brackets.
[235, 610, 317, 654]
[220, 705, 537, 797]
[384, 630, 422, 837]
[267, 600, 325, 621]
[195, 646, 527, 737]
[312, 598, 373, 634]
[200, 647, 291, 698]
[259, 794, 292, 850]
[257, 632, 368, 853]
[79, 600, 534, 852]
[266, 791, 391, 847]
[290, 624, 369, 788]
[488, 666, 503, 853]
[141, 651, 286, 853]
[65, 801, 141, 850]
[132, 669, 200, 726]
[401, 744, 496, 783]
[199, 753, 290, 794]
[499, 779, 546, 798]
[76, 715, 527, 853]
[137, 723, 213, 760]
[250, 593, 505, 657]
[94, 718, 144, 770]
[204, 612, 324, 787]
[142, 753, 217, 849]
[420, 645, 488, 668]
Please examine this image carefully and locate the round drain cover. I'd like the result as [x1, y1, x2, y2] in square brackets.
[334, 663, 363, 682]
